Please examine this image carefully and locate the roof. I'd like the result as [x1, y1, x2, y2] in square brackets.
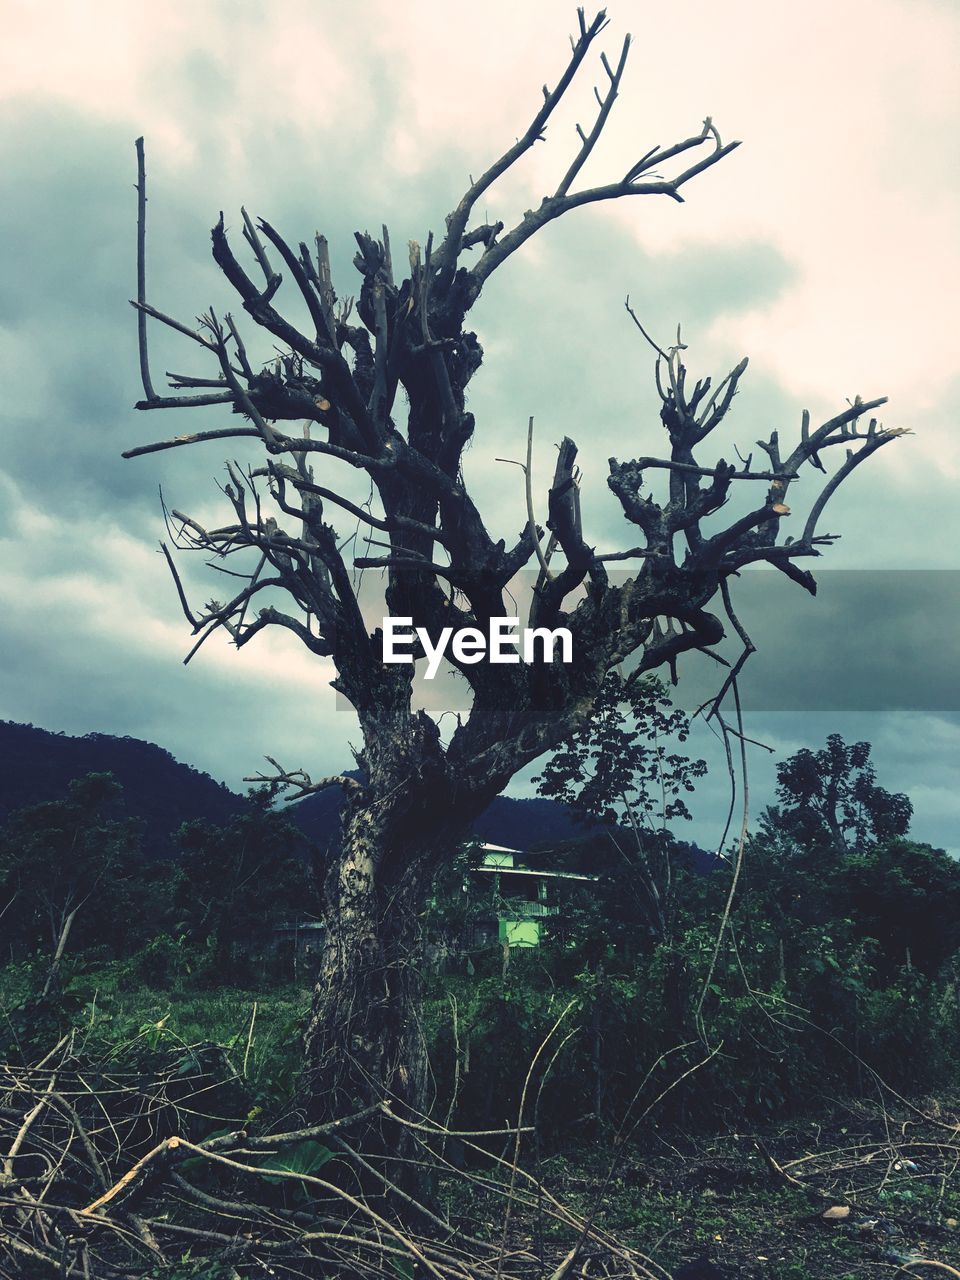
[471, 864, 598, 882]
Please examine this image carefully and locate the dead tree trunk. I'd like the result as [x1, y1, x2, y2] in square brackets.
[125, 8, 907, 1138]
[304, 798, 449, 1117]
[290, 693, 503, 1120]
[307, 845, 425, 1113]
[41, 906, 79, 1002]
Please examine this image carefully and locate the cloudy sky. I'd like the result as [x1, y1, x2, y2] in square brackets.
[1, 0, 957, 852]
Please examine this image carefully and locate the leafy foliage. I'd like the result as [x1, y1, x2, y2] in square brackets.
[171, 789, 314, 979]
[534, 671, 707, 944]
[535, 672, 706, 827]
[0, 773, 146, 959]
[424, 728, 960, 1129]
[770, 732, 912, 847]
[257, 1139, 335, 1187]
[0, 725, 957, 1134]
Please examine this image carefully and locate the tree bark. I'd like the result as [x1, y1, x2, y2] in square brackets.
[302, 775, 480, 1128]
[41, 906, 79, 1001]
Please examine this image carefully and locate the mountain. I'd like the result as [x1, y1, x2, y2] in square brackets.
[0, 723, 588, 856]
[0, 722, 710, 865]
[291, 784, 595, 852]
[0, 721, 242, 858]
[470, 794, 597, 849]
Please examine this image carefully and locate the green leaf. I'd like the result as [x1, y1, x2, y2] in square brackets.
[258, 1140, 335, 1184]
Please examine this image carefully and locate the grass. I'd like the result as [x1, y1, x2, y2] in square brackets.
[0, 953, 311, 1105]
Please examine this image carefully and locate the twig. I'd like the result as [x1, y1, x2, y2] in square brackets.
[497, 999, 578, 1280]
[242, 1002, 257, 1079]
[134, 137, 156, 402]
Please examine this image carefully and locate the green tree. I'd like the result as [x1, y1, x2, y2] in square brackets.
[767, 732, 912, 849]
[833, 838, 960, 976]
[0, 774, 143, 990]
[174, 791, 312, 977]
[534, 671, 706, 942]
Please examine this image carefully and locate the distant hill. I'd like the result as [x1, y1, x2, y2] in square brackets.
[0, 722, 711, 866]
[0, 722, 242, 858]
[0, 724, 588, 856]
[292, 783, 596, 852]
[472, 794, 600, 848]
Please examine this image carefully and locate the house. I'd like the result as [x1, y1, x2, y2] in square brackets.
[271, 919, 324, 976]
[464, 842, 598, 949]
[271, 841, 599, 974]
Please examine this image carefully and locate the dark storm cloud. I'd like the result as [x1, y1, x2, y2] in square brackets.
[0, 53, 474, 521]
[0, 103, 139, 505]
[657, 571, 960, 715]
[0, 71, 491, 788]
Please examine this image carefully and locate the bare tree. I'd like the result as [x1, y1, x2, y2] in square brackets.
[127, 9, 905, 1120]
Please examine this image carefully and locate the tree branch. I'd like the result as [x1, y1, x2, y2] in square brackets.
[134, 137, 156, 403]
[434, 7, 611, 275]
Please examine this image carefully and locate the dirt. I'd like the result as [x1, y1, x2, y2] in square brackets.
[503, 1101, 960, 1279]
